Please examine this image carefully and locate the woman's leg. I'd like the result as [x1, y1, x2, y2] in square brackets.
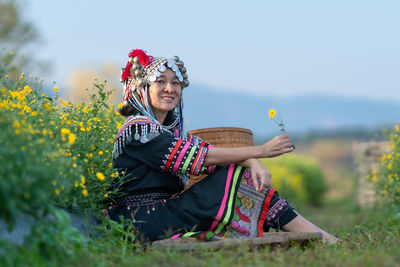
[281, 212, 339, 244]
[264, 191, 338, 244]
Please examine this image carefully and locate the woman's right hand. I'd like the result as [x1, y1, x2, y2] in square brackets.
[261, 134, 294, 158]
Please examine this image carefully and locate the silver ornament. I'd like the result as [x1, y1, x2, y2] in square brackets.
[137, 78, 144, 86]
[132, 63, 139, 70]
[180, 66, 187, 73]
[134, 69, 142, 77]
[181, 80, 189, 87]
[177, 61, 184, 67]
[149, 75, 156, 82]
[133, 56, 139, 64]
[182, 73, 188, 80]
[173, 56, 180, 62]
[128, 57, 134, 64]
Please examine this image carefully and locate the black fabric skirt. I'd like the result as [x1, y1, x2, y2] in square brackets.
[108, 164, 297, 242]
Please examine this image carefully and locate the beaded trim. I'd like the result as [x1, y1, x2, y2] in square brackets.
[115, 192, 171, 206]
[112, 115, 162, 159]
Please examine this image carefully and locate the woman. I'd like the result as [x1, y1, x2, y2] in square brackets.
[108, 49, 337, 243]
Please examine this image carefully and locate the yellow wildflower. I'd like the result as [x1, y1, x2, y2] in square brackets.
[61, 128, 70, 137]
[68, 133, 76, 145]
[82, 107, 89, 113]
[55, 188, 60, 196]
[96, 172, 105, 181]
[268, 109, 276, 119]
[81, 176, 86, 185]
[395, 125, 399, 132]
[43, 103, 51, 111]
[118, 103, 124, 109]
[13, 121, 20, 128]
[72, 163, 77, 168]
[80, 127, 86, 132]
[99, 151, 103, 155]
[82, 189, 88, 197]
[104, 193, 109, 198]
[31, 111, 37, 117]
[54, 86, 59, 92]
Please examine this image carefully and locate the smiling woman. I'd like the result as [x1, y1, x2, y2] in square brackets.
[107, 49, 337, 244]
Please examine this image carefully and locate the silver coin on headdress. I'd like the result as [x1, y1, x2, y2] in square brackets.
[149, 75, 157, 82]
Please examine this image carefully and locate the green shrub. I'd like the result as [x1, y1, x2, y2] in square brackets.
[0, 67, 125, 228]
[375, 125, 400, 206]
[260, 154, 327, 206]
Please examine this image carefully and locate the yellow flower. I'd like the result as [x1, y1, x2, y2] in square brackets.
[268, 109, 276, 119]
[104, 193, 109, 198]
[80, 127, 86, 132]
[55, 188, 60, 196]
[82, 189, 88, 197]
[54, 86, 59, 92]
[96, 172, 105, 181]
[99, 151, 103, 155]
[61, 128, 70, 137]
[68, 133, 76, 144]
[72, 163, 77, 168]
[81, 176, 86, 185]
[117, 122, 122, 129]
[118, 103, 124, 109]
[395, 125, 399, 132]
[43, 103, 51, 111]
[82, 107, 89, 113]
[31, 111, 37, 117]
[13, 121, 20, 128]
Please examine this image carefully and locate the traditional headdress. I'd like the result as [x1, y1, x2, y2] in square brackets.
[120, 49, 189, 138]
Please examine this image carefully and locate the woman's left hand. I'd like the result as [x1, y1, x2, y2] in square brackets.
[240, 158, 272, 192]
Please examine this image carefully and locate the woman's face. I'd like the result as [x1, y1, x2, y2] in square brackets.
[148, 67, 182, 122]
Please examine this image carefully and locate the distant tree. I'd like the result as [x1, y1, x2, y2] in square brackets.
[0, 0, 38, 49]
[0, 0, 43, 75]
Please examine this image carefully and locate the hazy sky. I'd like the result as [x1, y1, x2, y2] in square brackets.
[25, 0, 400, 102]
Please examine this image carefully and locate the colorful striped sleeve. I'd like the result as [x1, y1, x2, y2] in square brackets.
[162, 138, 212, 176]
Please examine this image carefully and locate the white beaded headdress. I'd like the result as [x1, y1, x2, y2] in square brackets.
[120, 49, 189, 137]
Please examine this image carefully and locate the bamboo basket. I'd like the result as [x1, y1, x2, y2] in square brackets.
[188, 127, 254, 148]
[184, 127, 254, 190]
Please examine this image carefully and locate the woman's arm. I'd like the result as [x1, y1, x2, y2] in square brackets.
[203, 134, 293, 166]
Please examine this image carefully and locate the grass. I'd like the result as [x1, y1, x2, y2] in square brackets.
[2, 53, 400, 266]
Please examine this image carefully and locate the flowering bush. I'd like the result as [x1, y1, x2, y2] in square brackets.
[0, 64, 125, 228]
[374, 125, 400, 206]
[260, 154, 327, 206]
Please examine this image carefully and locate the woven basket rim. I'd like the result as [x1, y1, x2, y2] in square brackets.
[188, 127, 253, 135]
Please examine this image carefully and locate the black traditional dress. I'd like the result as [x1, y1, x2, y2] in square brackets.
[107, 115, 297, 242]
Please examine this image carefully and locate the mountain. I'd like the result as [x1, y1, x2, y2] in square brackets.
[183, 84, 400, 139]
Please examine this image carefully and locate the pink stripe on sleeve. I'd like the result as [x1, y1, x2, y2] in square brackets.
[172, 141, 191, 172]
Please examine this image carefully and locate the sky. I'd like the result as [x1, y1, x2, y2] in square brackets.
[24, 0, 400, 102]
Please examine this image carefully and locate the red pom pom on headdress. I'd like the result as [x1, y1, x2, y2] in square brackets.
[121, 49, 154, 81]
